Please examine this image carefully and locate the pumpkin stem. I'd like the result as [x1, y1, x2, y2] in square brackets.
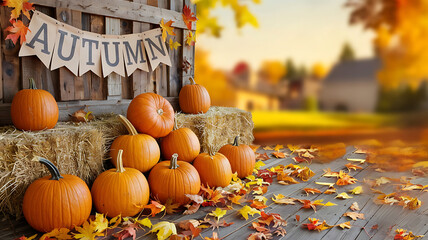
[34, 156, 63, 180]
[170, 153, 179, 169]
[189, 77, 196, 85]
[157, 108, 164, 115]
[29, 78, 37, 90]
[116, 149, 126, 173]
[118, 115, 138, 136]
[233, 136, 240, 146]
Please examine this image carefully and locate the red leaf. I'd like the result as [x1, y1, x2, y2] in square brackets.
[182, 5, 197, 30]
[113, 225, 137, 240]
[295, 215, 300, 222]
[5, 20, 29, 45]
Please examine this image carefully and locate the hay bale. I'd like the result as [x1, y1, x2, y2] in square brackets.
[175, 106, 254, 153]
[0, 114, 127, 218]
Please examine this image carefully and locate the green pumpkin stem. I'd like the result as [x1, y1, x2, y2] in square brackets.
[29, 78, 37, 90]
[189, 77, 196, 85]
[170, 153, 179, 169]
[233, 136, 239, 146]
[118, 115, 138, 136]
[116, 149, 126, 173]
[35, 157, 63, 180]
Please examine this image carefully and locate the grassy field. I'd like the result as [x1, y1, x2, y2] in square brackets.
[251, 111, 428, 131]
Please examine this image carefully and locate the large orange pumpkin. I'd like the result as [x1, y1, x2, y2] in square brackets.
[110, 115, 160, 172]
[127, 93, 174, 138]
[11, 78, 59, 131]
[92, 149, 150, 217]
[23, 157, 92, 232]
[161, 127, 200, 163]
[218, 136, 256, 178]
[193, 151, 232, 188]
[179, 77, 210, 114]
[148, 153, 201, 205]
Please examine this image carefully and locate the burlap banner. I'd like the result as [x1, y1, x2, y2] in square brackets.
[19, 11, 171, 77]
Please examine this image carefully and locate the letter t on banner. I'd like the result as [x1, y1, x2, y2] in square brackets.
[143, 28, 171, 70]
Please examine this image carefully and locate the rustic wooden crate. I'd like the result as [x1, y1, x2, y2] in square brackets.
[0, 0, 196, 125]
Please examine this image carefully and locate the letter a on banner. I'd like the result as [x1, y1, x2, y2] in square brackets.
[19, 11, 57, 68]
[122, 34, 149, 75]
[51, 25, 81, 75]
[80, 32, 102, 77]
[143, 28, 171, 70]
[101, 36, 125, 77]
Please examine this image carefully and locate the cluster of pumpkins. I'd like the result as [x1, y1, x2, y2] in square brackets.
[16, 78, 256, 233]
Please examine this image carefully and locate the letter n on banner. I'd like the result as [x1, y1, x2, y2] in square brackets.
[122, 34, 149, 75]
[101, 36, 125, 78]
[143, 28, 171, 70]
[19, 11, 57, 68]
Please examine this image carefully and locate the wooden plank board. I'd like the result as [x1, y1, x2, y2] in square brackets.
[81, 12, 92, 100]
[167, 0, 183, 97]
[33, 0, 195, 30]
[156, 0, 169, 97]
[105, 17, 122, 99]
[90, 15, 106, 100]
[0, 6, 20, 103]
[0, 16, 2, 103]
[120, 19, 133, 99]
[181, 0, 195, 87]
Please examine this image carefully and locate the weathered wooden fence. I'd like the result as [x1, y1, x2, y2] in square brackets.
[0, 0, 195, 125]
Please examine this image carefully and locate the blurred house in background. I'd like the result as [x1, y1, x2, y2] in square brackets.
[280, 77, 322, 110]
[319, 58, 381, 112]
[227, 62, 287, 111]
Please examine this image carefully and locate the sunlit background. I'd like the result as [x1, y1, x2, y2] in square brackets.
[194, 0, 428, 151]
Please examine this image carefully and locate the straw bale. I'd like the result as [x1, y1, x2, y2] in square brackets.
[0, 114, 127, 218]
[175, 106, 254, 153]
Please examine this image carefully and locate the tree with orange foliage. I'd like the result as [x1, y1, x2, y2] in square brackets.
[258, 61, 286, 84]
[311, 62, 328, 79]
[346, 0, 428, 89]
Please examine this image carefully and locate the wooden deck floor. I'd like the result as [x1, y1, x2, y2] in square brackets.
[1, 146, 427, 240]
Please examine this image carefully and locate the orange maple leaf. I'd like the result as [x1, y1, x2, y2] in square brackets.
[182, 5, 197, 30]
[5, 19, 29, 45]
[5, 0, 34, 20]
[303, 188, 322, 195]
[272, 151, 286, 159]
[143, 200, 165, 217]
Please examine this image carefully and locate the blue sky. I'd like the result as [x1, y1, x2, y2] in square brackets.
[198, 0, 375, 70]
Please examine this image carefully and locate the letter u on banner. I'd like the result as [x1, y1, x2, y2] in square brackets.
[101, 35, 125, 78]
[19, 11, 57, 68]
[143, 28, 171, 70]
[51, 24, 81, 75]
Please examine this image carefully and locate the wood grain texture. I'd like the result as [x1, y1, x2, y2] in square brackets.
[167, 0, 183, 97]
[182, 0, 195, 87]
[81, 12, 92, 99]
[90, 15, 106, 100]
[32, 0, 195, 30]
[120, 19, 133, 99]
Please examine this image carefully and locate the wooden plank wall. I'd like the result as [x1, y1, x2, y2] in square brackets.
[0, 0, 195, 104]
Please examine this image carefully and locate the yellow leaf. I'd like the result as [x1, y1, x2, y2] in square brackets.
[413, 161, 428, 168]
[272, 194, 296, 205]
[338, 222, 352, 229]
[149, 221, 177, 240]
[27, 234, 37, 240]
[287, 144, 299, 153]
[323, 201, 337, 206]
[109, 215, 121, 229]
[168, 38, 181, 50]
[209, 208, 227, 220]
[5, 0, 34, 20]
[336, 192, 353, 199]
[92, 213, 108, 233]
[315, 182, 335, 187]
[159, 19, 176, 42]
[185, 31, 196, 46]
[263, 146, 273, 150]
[254, 161, 265, 170]
[73, 221, 103, 240]
[136, 217, 152, 228]
[254, 196, 267, 204]
[40, 228, 72, 240]
[347, 158, 366, 164]
[349, 186, 363, 195]
[274, 144, 284, 152]
[238, 205, 260, 220]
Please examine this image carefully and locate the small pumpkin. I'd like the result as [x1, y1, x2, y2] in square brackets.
[92, 149, 150, 217]
[218, 136, 256, 178]
[161, 127, 200, 163]
[193, 151, 232, 188]
[11, 78, 59, 131]
[179, 77, 211, 114]
[111, 115, 160, 172]
[127, 93, 174, 138]
[23, 157, 92, 232]
[148, 153, 201, 205]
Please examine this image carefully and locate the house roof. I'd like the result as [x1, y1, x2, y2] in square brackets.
[324, 58, 381, 83]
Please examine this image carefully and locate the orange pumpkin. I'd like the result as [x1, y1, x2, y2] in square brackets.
[23, 157, 92, 232]
[179, 77, 210, 114]
[161, 127, 200, 163]
[11, 78, 58, 131]
[218, 136, 255, 178]
[148, 153, 201, 205]
[92, 149, 150, 217]
[127, 93, 174, 138]
[111, 115, 160, 172]
[193, 151, 232, 188]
